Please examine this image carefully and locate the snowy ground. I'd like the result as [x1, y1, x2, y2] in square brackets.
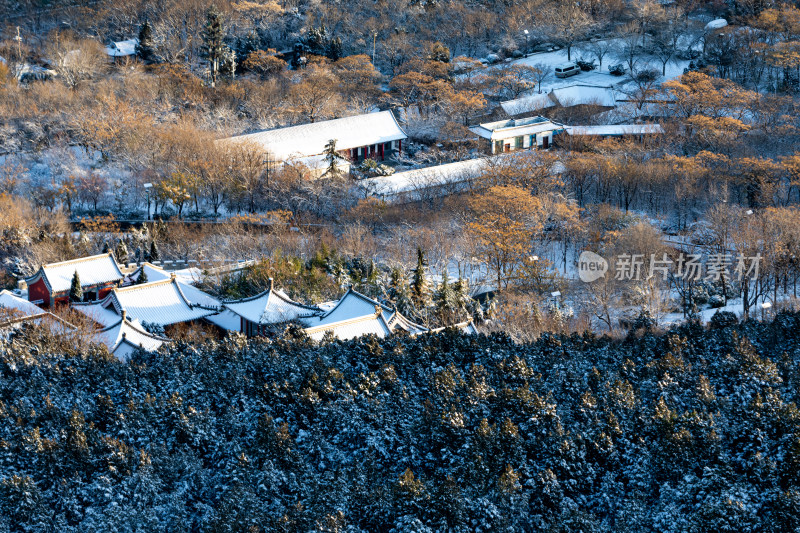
[503, 41, 691, 98]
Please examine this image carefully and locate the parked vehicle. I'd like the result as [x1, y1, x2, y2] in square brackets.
[576, 60, 595, 71]
[608, 64, 626, 76]
[554, 62, 580, 78]
[683, 59, 707, 73]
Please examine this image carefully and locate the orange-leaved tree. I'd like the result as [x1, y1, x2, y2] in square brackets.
[465, 185, 544, 290]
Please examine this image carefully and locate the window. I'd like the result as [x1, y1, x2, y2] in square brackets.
[515, 136, 523, 149]
[494, 140, 503, 154]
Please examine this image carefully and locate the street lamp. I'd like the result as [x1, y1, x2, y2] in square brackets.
[143, 182, 153, 220]
[523, 29, 529, 57]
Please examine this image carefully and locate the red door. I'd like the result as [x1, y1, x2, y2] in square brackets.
[542, 136, 549, 149]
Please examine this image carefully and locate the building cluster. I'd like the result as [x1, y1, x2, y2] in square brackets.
[222, 85, 662, 201]
[0, 253, 475, 360]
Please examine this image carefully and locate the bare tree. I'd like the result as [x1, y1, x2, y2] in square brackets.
[531, 62, 552, 93]
[579, 39, 613, 70]
[45, 31, 107, 89]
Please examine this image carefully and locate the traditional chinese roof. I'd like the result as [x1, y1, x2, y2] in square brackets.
[25, 253, 124, 295]
[300, 287, 426, 341]
[0, 290, 45, 318]
[126, 262, 201, 285]
[221, 280, 321, 325]
[71, 300, 122, 327]
[470, 116, 564, 141]
[0, 290, 75, 333]
[96, 277, 221, 327]
[225, 110, 407, 161]
[385, 309, 428, 335]
[93, 314, 169, 360]
[429, 319, 479, 335]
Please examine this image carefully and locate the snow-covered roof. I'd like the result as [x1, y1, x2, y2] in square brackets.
[429, 319, 479, 335]
[304, 313, 392, 341]
[222, 283, 321, 325]
[501, 85, 618, 116]
[361, 151, 555, 199]
[300, 288, 426, 341]
[99, 278, 220, 327]
[127, 263, 202, 285]
[705, 18, 728, 30]
[0, 290, 75, 333]
[500, 93, 557, 115]
[565, 124, 664, 136]
[206, 309, 243, 332]
[362, 157, 491, 197]
[72, 300, 123, 327]
[105, 38, 138, 57]
[224, 110, 407, 161]
[25, 253, 124, 295]
[93, 316, 169, 360]
[470, 116, 563, 141]
[0, 290, 45, 318]
[127, 262, 171, 284]
[385, 309, 428, 335]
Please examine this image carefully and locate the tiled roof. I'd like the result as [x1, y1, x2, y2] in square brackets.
[101, 278, 220, 327]
[429, 319, 479, 335]
[301, 288, 393, 328]
[300, 287, 426, 341]
[72, 300, 126, 327]
[127, 263, 201, 285]
[26, 253, 124, 294]
[94, 317, 169, 360]
[225, 110, 407, 161]
[304, 312, 392, 341]
[0, 290, 45, 318]
[0, 290, 75, 333]
[223, 286, 321, 325]
[385, 309, 428, 335]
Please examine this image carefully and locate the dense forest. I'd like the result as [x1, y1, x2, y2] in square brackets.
[3, 312, 800, 531]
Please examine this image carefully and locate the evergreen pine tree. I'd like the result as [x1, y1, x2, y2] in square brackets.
[148, 240, 160, 262]
[453, 276, 472, 320]
[327, 36, 343, 60]
[322, 139, 343, 179]
[135, 21, 156, 64]
[115, 240, 129, 264]
[435, 270, 457, 325]
[220, 46, 236, 79]
[69, 271, 83, 302]
[411, 248, 432, 318]
[101, 241, 110, 254]
[137, 268, 149, 285]
[304, 25, 327, 56]
[201, 6, 226, 85]
[388, 266, 415, 317]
